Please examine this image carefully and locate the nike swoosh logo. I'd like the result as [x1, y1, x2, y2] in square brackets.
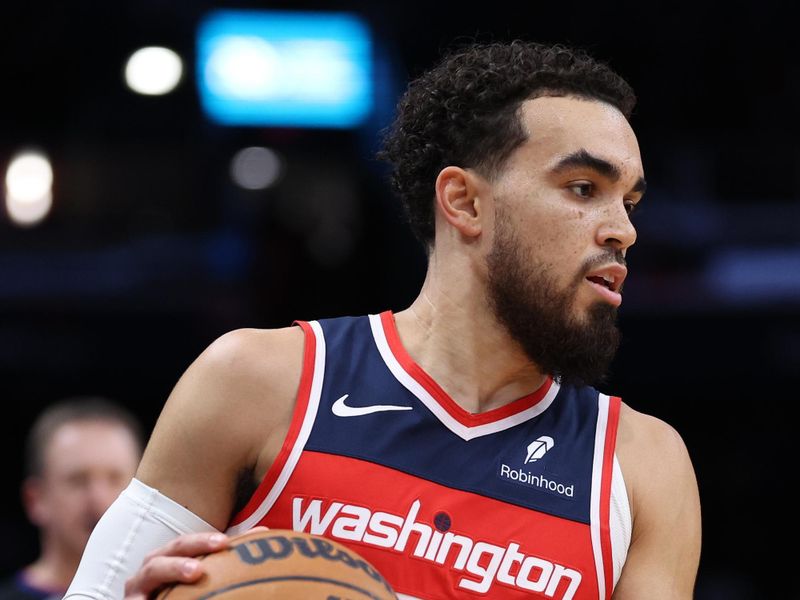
[331, 394, 412, 417]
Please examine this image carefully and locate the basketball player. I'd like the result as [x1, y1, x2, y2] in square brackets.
[66, 41, 701, 600]
[0, 398, 141, 600]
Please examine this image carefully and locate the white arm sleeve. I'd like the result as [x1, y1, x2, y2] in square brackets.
[64, 478, 219, 600]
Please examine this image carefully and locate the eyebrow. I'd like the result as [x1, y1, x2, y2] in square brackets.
[551, 149, 647, 195]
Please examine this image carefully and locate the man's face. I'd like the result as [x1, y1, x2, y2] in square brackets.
[26, 420, 140, 556]
[485, 96, 645, 385]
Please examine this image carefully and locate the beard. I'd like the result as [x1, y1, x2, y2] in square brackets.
[486, 212, 622, 387]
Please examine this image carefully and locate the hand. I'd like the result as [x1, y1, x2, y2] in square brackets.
[123, 532, 229, 600]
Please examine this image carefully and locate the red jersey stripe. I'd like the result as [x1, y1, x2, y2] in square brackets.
[378, 310, 553, 427]
[228, 320, 317, 526]
[599, 396, 621, 598]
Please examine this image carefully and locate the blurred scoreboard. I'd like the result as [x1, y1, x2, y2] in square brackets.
[196, 9, 374, 129]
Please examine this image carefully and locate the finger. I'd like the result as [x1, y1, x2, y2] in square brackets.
[147, 532, 229, 559]
[124, 533, 229, 600]
[124, 556, 204, 599]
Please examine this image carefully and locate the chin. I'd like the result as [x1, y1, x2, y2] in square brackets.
[581, 300, 618, 320]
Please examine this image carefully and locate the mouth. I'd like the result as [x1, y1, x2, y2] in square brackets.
[584, 264, 627, 306]
[586, 273, 619, 292]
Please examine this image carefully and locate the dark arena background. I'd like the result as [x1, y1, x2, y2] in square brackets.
[1, 2, 797, 598]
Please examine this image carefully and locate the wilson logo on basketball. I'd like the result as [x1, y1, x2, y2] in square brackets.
[293, 497, 582, 598]
[233, 533, 395, 595]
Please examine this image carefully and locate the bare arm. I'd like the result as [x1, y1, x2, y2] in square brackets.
[136, 326, 304, 529]
[612, 405, 702, 599]
[66, 326, 304, 600]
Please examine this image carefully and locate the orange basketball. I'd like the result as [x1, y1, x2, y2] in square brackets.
[155, 529, 398, 600]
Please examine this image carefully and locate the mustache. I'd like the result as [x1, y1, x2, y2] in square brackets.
[581, 249, 626, 274]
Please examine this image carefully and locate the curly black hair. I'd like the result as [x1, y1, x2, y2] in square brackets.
[378, 40, 637, 249]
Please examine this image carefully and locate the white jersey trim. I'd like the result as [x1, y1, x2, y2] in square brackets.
[590, 393, 610, 599]
[369, 313, 560, 441]
[610, 454, 632, 585]
[226, 320, 326, 535]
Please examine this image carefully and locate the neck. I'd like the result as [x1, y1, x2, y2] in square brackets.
[394, 256, 548, 413]
[24, 537, 82, 593]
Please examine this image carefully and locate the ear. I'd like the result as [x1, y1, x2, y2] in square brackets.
[434, 166, 487, 239]
[22, 477, 48, 526]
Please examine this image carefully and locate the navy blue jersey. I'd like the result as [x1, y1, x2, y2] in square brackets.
[228, 312, 622, 600]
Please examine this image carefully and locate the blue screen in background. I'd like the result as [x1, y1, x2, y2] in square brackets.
[197, 9, 373, 128]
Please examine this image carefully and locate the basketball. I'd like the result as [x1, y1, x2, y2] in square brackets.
[155, 529, 398, 600]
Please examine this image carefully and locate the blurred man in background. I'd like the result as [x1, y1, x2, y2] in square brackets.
[0, 398, 142, 600]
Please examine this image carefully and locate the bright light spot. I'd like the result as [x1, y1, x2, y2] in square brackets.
[125, 47, 183, 95]
[230, 146, 282, 190]
[6, 152, 52, 200]
[205, 36, 280, 99]
[5, 191, 53, 226]
[4, 151, 54, 226]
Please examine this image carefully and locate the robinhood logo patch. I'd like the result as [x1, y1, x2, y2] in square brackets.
[525, 436, 554, 463]
[498, 435, 575, 499]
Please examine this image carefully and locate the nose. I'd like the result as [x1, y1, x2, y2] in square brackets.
[596, 200, 637, 252]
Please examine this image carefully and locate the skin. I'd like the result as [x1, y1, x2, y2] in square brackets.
[131, 96, 701, 598]
[23, 420, 140, 592]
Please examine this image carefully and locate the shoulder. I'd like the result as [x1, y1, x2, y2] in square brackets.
[616, 402, 696, 489]
[135, 324, 308, 527]
[612, 401, 702, 597]
[617, 402, 690, 456]
[154, 324, 307, 437]
[616, 402, 698, 517]
[194, 325, 306, 385]
[205, 325, 304, 390]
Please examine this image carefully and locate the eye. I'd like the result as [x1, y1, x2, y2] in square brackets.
[624, 199, 640, 216]
[568, 182, 594, 198]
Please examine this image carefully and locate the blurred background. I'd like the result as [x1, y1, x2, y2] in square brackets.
[1, 1, 796, 598]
